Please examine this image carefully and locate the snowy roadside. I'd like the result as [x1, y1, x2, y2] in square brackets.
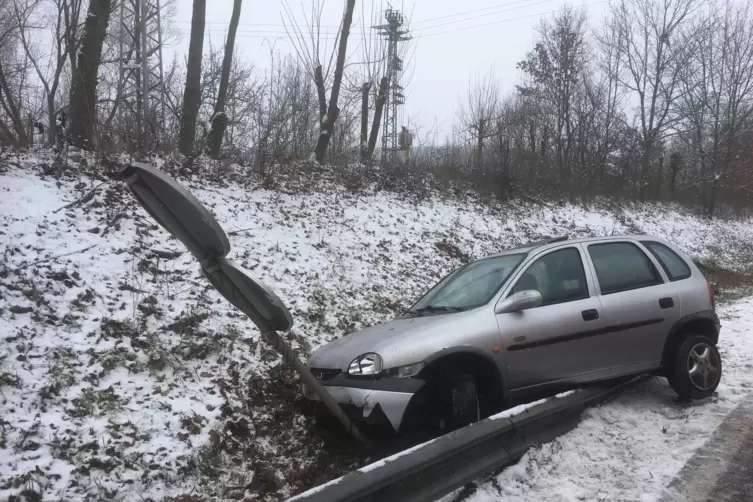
[444, 297, 753, 502]
[290, 390, 574, 501]
[1, 153, 753, 501]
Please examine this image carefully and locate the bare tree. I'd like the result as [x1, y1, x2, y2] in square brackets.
[0, 0, 30, 146]
[206, 0, 241, 157]
[602, 0, 700, 199]
[178, 0, 206, 156]
[518, 6, 588, 182]
[594, 12, 625, 183]
[679, 1, 753, 216]
[366, 76, 388, 160]
[14, 0, 83, 144]
[253, 50, 296, 173]
[457, 70, 500, 172]
[284, 0, 357, 164]
[312, 0, 355, 163]
[68, 0, 111, 150]
[0, 59, 29, 146]
[353, 2, 387, 162]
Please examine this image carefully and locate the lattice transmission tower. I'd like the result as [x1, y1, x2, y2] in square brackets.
[376, 8, 410, 165]
[118, 0, 166, 151]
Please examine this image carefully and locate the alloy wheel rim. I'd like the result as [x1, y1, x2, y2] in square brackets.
[687, 343, 720, 391]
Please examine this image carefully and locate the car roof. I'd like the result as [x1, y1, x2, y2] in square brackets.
[485, 234, 663, 260]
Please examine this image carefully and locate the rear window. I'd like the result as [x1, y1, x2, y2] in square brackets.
[642, 241, 692, 281]
[588, 242, 663, 295]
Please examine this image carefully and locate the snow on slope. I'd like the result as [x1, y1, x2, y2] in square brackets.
[1, 153, 752, 501]
[446, 297, 753, 502]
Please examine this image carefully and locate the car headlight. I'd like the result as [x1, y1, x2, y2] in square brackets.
[348, 353, 383, 376]
[385, 362, 425, 379]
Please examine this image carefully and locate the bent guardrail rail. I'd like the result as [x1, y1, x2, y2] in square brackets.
[290, 377, 642, 502]
[117, 162, 372, 448]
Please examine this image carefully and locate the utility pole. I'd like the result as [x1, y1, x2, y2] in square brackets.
[118, 0, 166, 152]
[375, 8, 410, 166]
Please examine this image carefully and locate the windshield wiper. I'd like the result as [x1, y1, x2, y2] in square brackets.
[410, 305, 464, 316]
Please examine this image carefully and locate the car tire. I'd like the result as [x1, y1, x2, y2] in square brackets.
[667, 335, 722, 400]
[448, 375, 480, 430]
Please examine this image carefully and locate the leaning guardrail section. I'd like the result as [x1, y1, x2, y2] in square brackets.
[290, 377, 641, 502]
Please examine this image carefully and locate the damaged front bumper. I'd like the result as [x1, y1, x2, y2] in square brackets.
[301, 373, 425, 432]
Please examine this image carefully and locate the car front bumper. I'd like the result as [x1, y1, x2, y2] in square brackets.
[301, 374, 425, 432]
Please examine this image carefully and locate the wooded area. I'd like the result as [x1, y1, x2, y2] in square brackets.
[0, 0, 752, 216]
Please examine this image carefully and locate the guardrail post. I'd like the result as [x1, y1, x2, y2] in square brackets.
[263, 330, 373, 449]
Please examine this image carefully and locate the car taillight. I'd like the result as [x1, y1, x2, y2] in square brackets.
[707, 280, 715, 310]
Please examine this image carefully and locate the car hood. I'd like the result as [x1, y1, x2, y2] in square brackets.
[308, 310, 480, 370]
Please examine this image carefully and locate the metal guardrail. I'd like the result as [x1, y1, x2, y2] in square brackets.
[290, 376, 642, 502]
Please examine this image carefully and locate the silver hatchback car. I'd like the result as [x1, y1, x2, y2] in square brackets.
[303, 235, 722, 432]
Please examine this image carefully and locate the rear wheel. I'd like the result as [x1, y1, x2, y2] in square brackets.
[667, 335, 722, 400]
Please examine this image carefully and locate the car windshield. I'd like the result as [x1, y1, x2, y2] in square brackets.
[410, 253, 527, 313]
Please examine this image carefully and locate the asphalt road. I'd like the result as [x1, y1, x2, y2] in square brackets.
[662, 394, 753, 502]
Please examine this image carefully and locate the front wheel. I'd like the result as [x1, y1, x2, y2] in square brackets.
[667, 335, 722, 400]
[447, 375, 480, 430]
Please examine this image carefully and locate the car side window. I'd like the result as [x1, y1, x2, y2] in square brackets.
[588, 242, 663, 295]
[511, 247, 589, 306]
[641, 241, 692, 281]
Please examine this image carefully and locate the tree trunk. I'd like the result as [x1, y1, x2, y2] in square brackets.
[476, 118, 485, 172]
[313, 65, 327, 125]
[638, 140, 653, 201]
[655, 155, 663, 199]
[0, 61, 30, 145]
[528, 122, 536, 183]
[0, 119, 19, 147]
[360, 82, 369, 162]
[313, 0, 356, 164]
[179, 0, 207, 156]
[707, 179, 718, 219]
[46, 67, 62, 144]
[47, 95, 56, 145]
[669, 154, 679, 195]
[541, 125, 549, 161]
[68, 0, 111, 150]
[206, 0, 242, 158]
[367, 76, 388, 159]
[498, 134, 511, 196]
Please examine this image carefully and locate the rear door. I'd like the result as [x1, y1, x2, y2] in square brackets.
[584, 240, 683, 371]
[498, 245, 608, 392]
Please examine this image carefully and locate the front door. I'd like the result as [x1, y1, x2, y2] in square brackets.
[497, 245, 607, 393]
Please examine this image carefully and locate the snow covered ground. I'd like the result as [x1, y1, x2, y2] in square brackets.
[445, 297, 753, 502]
[1, 152, 752, 501]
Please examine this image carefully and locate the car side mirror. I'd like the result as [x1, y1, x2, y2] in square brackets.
[495, 290, 543, 314]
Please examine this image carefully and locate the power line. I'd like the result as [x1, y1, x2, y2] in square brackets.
[420, 0, 608, 38]
[174, 29, 342, 40]
[170, 0, 556, 38]
[177, 27, 367, 35]
[411, 0, 533, 24]
[172, 0, 608, 41]
[414, 0, 546, 32]
[168, 0, 541, 30]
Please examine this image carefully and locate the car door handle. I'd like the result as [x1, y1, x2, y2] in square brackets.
[659, 297, 674, 309]
[582, 309, 599, 321]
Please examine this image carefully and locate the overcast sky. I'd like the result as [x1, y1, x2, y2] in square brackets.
[166, 0, 611, 140]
